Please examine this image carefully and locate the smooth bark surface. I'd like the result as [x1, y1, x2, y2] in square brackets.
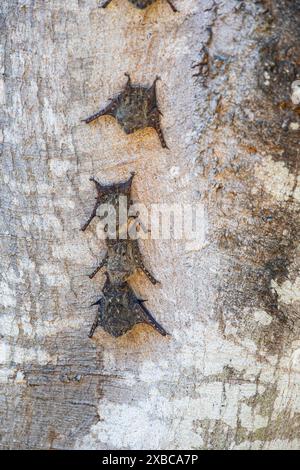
[0, 0, 299, 449]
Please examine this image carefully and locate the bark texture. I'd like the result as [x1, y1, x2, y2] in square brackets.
[0, 0, 299, 450]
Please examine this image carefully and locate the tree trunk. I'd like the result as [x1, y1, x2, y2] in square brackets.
[0, 0, 299, 450]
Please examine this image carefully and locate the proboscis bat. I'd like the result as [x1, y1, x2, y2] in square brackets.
[99, 0, 178, 12]
[82, 74, 168, 148]
[88, 273, 167, 338]
[81, 172, 135, 232]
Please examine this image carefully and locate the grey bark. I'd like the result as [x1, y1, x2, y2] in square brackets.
[0, 0, 299, 450]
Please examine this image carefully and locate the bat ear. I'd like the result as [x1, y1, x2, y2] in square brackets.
[128, 172, 135, 190]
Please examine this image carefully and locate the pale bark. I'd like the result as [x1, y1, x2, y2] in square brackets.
[0, 0, 299, 450]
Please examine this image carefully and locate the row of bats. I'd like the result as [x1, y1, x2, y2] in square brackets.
[81, 0, 178, 338]
[81, 174, 168, 338]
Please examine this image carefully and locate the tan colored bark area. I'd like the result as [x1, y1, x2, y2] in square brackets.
[0, 0, 299, 449]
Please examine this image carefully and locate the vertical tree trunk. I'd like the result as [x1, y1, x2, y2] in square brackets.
[0, 0, 299, 450]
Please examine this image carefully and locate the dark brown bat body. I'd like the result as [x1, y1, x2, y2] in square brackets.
[89, 275, 167, 338]
[82, 74, 168, 148]
[100, 0, 177, 12]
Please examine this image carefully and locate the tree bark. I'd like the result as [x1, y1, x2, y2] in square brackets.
[0, 0, 299, 450]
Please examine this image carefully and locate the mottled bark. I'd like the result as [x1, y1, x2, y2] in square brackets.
[0, 0, 299, 450]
